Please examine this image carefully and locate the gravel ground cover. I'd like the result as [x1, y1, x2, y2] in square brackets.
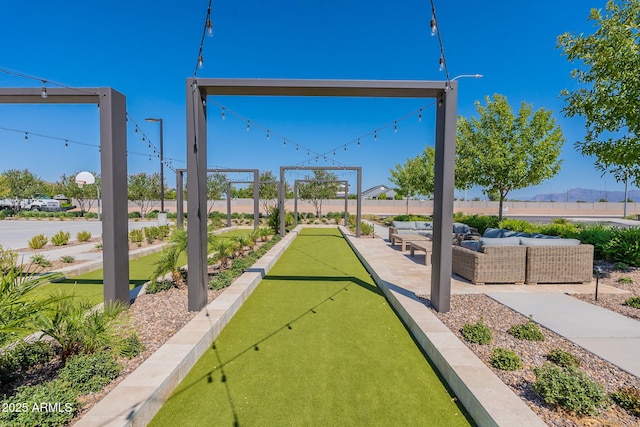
[425, 294, 640, 427]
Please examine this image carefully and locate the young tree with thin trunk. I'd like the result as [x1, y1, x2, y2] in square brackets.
[389, 146, 435, 214]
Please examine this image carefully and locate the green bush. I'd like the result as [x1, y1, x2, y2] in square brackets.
[29, 254, 51, 268]
[129, 228, 144, 243]
[0, 379, 79, 426]
[50, 230, 71, 246]
[0, 341, 54, 382]
[28, 233, 48, 249]
[146, 279, 177, 294]
[617, 276, 634, 284]
[144, 226, 160, 243]
[209, 270, 233, 290]
[76, 230, 92, 242]
[360, 221, 374, 235]
[507, 317, 545, 341]
[453, 213, 499, 235]
[498, 218, 536, 233]
[128, 211, 142, 219]
[614, 261, 631, 271]
[460, 319, 492, 344]
[625, 296, 640, 309]
[490, 347, 522, 370]
[546, 348, 580, 368]
[532, 363, 609, 416]
[574, 224, 615, 259]
[611, 386, 640, 416]
[604, 227, 640, 266]
[59, 351, 121, 394]
[60, 255, 75, 264]
[537, 222, 580, 238]
[0, 243, 18, 273]
[118, 333, 145, 359]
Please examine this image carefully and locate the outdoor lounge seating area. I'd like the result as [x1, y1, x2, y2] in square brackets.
[452, 228, 594, 285]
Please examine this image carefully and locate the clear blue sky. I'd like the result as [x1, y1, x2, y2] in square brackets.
[0, 0, 628, 199]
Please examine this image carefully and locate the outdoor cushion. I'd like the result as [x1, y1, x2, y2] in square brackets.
[479, 236, 521, 250]
[540, 235, 561, 239]
[519, 237, 581, 247]
[415, 221, 433, 230]
[392, 221, 416, 230]
[501, 230, 519, 237]
[483, 228, 504, 238]
[530, 233, 546, 238]
[452, 222, 470, 234]
[460, 240, 481, 252]
[514, 232, 532, 238]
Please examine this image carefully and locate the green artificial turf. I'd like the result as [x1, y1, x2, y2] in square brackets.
[150, 228, 473, 426]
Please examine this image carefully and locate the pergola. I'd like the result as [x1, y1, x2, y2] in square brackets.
[174, 168, 259, 229]
[0, 87, 130, 304]
[186, 78, 457, 312]
[293, 179, 349, 227]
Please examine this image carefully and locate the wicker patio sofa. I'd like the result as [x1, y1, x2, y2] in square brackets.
[452, 243, 527, 285]
[524, 244, 594, 285]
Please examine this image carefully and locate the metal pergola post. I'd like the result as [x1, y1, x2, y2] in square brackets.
[294, 179, 349, 226]
[0, 87, 130, 305]
[225, 179, 260, 228]
[279, 166, 362, 237]
[186, 78, 457, 313]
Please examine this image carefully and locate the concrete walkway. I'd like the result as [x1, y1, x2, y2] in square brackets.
[488, 293, 640, 378]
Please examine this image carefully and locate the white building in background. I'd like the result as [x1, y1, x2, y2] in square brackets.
[361, 184, 396, 200]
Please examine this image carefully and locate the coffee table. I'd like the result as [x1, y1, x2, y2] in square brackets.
[390, 233, 432, 251]
[409, 241, 433, 266]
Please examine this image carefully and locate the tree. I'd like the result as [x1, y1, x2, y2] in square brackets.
[558, 0, 640, 185]
[207, 173, 227, 214]
[456, 94, 564, 221]
[298, 170, 339, 217]
[259, 171, 279, 214]
[0, 169, 45, 210]
[389, 146, 435, 214]
[56, 172, 100, 215]
[128, 172, 161, 217]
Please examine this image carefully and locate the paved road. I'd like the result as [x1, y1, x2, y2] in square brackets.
[0, 219, 157, 250]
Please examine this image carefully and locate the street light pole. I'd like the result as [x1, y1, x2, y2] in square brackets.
[145, 117, 164, 213]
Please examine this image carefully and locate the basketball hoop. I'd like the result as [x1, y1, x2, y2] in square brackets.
[75, 171, 95, 188]
[77, 180, 86, 188]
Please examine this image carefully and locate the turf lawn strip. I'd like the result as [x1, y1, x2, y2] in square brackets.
[150, 228, 473, 426]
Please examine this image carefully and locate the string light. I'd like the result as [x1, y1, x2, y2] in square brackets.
[198, 55, 204, 69]
[430, 16, 437, 36]
[246, 120, 250, 132]
[221, 108, 226, 120]
[206, 17, 213, 37]
[24, 132, 28, 142]
[283, 138, 286, 147]
[374, 130, 377, 142]
[40, 80, 47, 99]
[357, 138, 360, 147]
[65, 140, 68, 147]
[394, 121, 398, 133]
[266, 130, 270, 140]
[418, 109, 423, 122]
[439, 56, 445, 71]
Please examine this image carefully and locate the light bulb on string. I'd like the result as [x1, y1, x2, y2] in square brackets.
[418, 109, 423, 122]
[333, 149, 336, 156]
[344, 145, 347, 151]
[266, 130, 270, 140]
[246, 121, 250, 131]
[374, 130, 377, 142]
[198, 55, 204, 69]
[283, 138, 286, 147]
[296, 144, 299, 152]
[221, 108, 226, 120]
[394, 121, 398, 133]
[41, 81, 47, 99]
[24, 132, 28, 142]
[439, 56, 445, 71]
[65, 140, 68, 148]
[430, 17, 437, 36]
[135, 126, 139, 133]
[206, 17, 213, 37]
[357, 138, 360, 147]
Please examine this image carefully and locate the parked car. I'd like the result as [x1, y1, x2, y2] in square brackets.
[21, 198, 62, 211]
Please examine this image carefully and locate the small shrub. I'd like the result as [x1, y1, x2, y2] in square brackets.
[605, 228, 640, 267]
[59, 351, 121, 394]
[611, 386, 640, 416]
[617, 276, 634, 284]
[77, 230, 92, 242]
[144, 226, 160, 243]
[95, 242, 103, 250]
[0, 380, 79, 426]
[60, 255, 75, 264]
[0, 243, 18, 273]
[28, 233, 48, 249]
[498, 218, 536, 233]
[360, 221, 374, 236]
[209, 270, 233, 290]
[546, 348, 580, 368]
[625, 296, 640, 309]
[0, 341, 54, 382]
[129, 228, 144, 244]
[532, 363, 609, 416]
[50, 230, 71, 246]
[490, 347, 522, 370]
[508, 316, 545, 341]
[146, 279, 177, 294]
[614, 261, 631, 271]
[29, 254, 51, 268]
[118, 333, 145, 359]
[461, 319, 492, 344]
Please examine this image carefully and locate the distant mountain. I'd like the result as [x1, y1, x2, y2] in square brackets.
[531, 188, 640, 203]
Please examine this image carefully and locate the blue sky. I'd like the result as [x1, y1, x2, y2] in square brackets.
[0, 0, 629, 199]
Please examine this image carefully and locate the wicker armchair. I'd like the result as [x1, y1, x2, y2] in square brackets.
[524, 244, 594, 285]
[452, 245, 527, 285]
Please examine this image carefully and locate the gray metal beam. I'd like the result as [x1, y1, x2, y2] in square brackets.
[186, 84, 209, 311]
[0, 87, 100, 104]
[430, 82, 458, 313]
[196, 78, 447, 98]
[176, 171, 184, 228]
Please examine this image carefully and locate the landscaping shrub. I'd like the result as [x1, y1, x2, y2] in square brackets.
[209, 270, 233, 290]
[498, 218, 536, 233]
[0, 341, 54, 382]
[453, 213, 499, 235]
[604, 227, 640, 267]
[532, 363, 609, 416]
[76, 230, 92, 242]
[28, 233, 48, 249]
[490, 347, 522, 370]
[0, 379, 79, 427]
[614, 261, 631, 271]
[50, 230, 71, 246]
[360, 221, 374, 235]
[460, 319, 492, 344]
[30, 254, 51, 268]
[537, 222, 580, 238]
[60, 255, 75, 264]
[507, 316, 545, 341]
[129, 228, 144, 244]
[574, 224, 615, 259]
[146, 279, 177, 294]
[118, 333, 145, 358]
[0, 243, 18, 273]
[611, 386, 640, 416]
[625, 296, 640, 309]
[144, 226, 160, 243]
[617, 276, 634, 284]
[546, 348, 580, 368]
[128, 211, 141, 219]
[58, 351, 121, 394]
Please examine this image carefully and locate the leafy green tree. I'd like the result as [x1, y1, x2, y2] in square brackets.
[298, 170, 339, 217]
[259, 171, 279, 214]
[128, 172, 161, 217]
[389, 146, 435, 214]
[0, 169, 45, 210]
[56, 172, 100, 215]
[558, 0, 640, 185]
[207, 173, 227, 214]
[456, 94, 564, 220]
